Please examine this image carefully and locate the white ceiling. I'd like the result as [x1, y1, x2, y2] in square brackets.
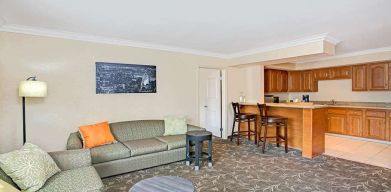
[0, 0, 390, 58]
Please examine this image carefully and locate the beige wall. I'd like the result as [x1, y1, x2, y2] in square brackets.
[225, 64, 264, 138]
[0, 32, 227, 153]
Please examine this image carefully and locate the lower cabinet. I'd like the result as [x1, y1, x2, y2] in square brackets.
[346, 110, 364, 137]
[364, 110, 387, 140]
[327, 108, 390, 141]
[327, 109, 347, 134]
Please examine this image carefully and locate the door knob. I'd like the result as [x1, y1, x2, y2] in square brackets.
[204, 105, 208, 108]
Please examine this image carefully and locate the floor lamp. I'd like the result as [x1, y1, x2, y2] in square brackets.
[19, 76, 47, 144]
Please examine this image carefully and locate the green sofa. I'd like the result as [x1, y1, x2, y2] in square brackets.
[0, 149, 104, 192]
[67, 120, 205, 178]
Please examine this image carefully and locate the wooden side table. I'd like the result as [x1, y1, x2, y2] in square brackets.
[185, 131, 212, 171]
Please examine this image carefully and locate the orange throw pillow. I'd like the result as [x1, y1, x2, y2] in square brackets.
[79, 121, 116, 148]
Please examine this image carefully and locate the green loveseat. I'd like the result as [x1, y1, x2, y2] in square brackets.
[0, 149, 104, 192]
[67, 120, 205, 178]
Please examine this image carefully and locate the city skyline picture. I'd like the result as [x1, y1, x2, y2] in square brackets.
[96, 62, 156, 94]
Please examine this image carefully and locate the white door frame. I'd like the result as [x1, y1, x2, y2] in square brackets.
[198, 67, 228, 139]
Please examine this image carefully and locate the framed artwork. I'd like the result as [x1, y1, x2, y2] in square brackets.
[96, 62, 156, 94]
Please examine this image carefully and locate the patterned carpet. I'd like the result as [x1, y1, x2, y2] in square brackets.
[102, 138, 391, 192]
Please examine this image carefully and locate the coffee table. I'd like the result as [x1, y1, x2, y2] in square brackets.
[129, 176, 194, 192]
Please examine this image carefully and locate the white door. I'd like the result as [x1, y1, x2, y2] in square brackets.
[199, 68, 221, 137]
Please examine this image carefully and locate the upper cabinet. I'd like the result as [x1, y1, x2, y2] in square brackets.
[352, 64, 367, 91]
[301, 70, 317, 92]
[288, 71, 302, 92]
[264, 69, 288, 92]
[314, 66, 352, 81]
[265, 61, 390, 93]
[313, 68, 330, 80]
[330, 66, 352, 79]
[367, 62, 390, 91]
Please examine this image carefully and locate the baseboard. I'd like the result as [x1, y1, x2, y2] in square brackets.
[326, 133, 391, 145]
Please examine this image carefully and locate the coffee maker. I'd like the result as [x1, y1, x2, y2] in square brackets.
[302, 95, 310, 102]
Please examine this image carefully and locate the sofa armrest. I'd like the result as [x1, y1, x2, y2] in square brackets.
[187, 124, 206, 132]
[49, 149, 91, 171]
[67, 132, 83, 150]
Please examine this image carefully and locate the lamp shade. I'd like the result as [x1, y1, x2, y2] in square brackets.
[19, 80, 47, 97]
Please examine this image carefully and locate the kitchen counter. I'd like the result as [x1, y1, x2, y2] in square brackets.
[241, 102, 391, 110]
[239, 104, 327, 158]
[241, 102, 327, 109]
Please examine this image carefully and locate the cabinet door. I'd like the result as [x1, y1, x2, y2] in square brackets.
[301, 70, 317, 92]
[330, 66, 352, 79]
[265, 69, 288, 92]
[288, 71, 302, 92]
[389, 112, 391, 141]
[346, 110, 364, 137]
[352, 65, 367, 91]
[327, 113, 347, 134]
[265, 69, 277, 92]
[367, 63, 389, 90]
[277, 70, 288, 92]
[364, 110, 387, 140]
[313, 68, 330, 80]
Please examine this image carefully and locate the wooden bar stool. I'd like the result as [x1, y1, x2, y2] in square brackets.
[257, 103, 288, 153]
[230, 102, 257, 145]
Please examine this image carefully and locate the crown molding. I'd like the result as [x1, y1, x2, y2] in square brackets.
[296, 46, 391, 64]
[225, 33, 340, 59]
[0, 24, 228, 58]
[0, 24, 342, 60]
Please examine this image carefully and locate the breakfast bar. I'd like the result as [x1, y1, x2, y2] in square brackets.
[240, 103, 328, 158]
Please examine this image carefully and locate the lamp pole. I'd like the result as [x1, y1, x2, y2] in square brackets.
[22, 96, 26, 144]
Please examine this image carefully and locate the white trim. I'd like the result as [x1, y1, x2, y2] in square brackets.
[326, 133, 391, 145]
[225, 33, 340, 59]
[0, 24, 227, 58]
[221, 69, 228, 139]
[0, 24, 342, 59]
[296, 46, 391, 64]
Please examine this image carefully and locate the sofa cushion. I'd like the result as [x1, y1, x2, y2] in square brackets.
[123, 138, 168, 157]
[155, 135, 186, 150]
[0, 143, 60, 192]
[79, 121, 116, 148]
[38, 166, 103, 192]
[110, 120, 165, 142]
[163, 116, 187, 136]
[90, 143, 130, 164]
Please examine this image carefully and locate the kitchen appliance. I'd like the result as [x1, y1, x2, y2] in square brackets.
[302, 95, 310, 102]
[264, 95, 274, 103]
[273, 96, 279, 103]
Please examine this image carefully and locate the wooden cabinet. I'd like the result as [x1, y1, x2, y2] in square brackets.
[352, 65, 367, 91]
[326, 107, 390, 141]
[301, 70, 317, 92]
[288, 71, 302, 92]
[367, 63, 390, 90]
[313, 68, 330, 80]
[264, 69, 288, 92]
[346, 110, 364, 137]
[364, 110, 387, 140]
[265, 62, 390, 93]
[389, 112, 391, 141]
[330, 66, 352, 79]
[327, 109, 347, 134]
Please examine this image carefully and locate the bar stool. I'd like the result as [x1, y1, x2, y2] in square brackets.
[257, 103, 288, 153]
[230, 102, 257, 145]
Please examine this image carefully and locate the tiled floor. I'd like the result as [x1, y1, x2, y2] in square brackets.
[325, 134, 391, 169]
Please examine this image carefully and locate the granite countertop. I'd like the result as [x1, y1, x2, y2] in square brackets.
[240, 101, 391, 110]
[240, 102, 327, 109]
